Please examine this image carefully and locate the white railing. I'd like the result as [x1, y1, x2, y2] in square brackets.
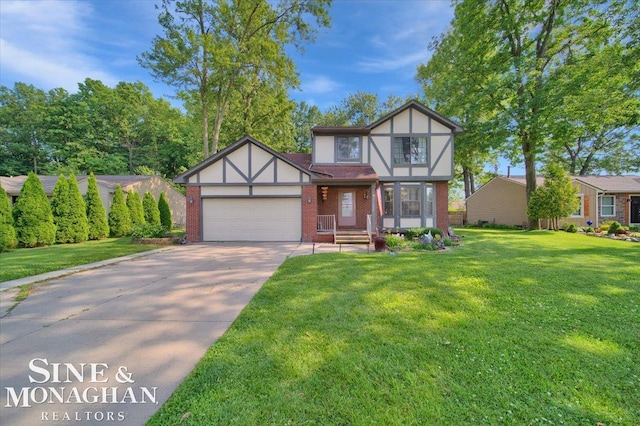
[317, 215, 336, 238]
[366, 214, 372, 242]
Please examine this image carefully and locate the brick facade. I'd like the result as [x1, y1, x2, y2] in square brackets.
[185, 186, 201, 242]
[301, 185, 317, 242]
[435, 181, 449, 232]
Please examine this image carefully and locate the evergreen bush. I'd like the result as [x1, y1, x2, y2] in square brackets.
[158, 192, 172, 230]
[67, 175, 89, 242]
[127, 190, 145, 227]
[143, 191, 161, 226]
[0, 184, 17, 252]
[51, 175, 74, 243]
[86, 172, 109, 240]
[12, 172, 56, 247]
[109, 184, 132, 237]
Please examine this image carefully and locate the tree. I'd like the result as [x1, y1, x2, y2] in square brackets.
[51, 175, 74, 243]
[158, 192, 172, 230]
[67, 174, 89, 243]
[86, 172, 109, 240]
[143, 191, 161, 226]
[109, 184, 132, 237]
[12, 172, 56, 247]
[139, 0, 331, 157]
[322, 92, 404, 126]
[527, 164, 579, 231]
[127, 190, 146, 227]
[421, 0, 635, 228]
[0, 184, 17, 252]
[291, 101, 322, 152]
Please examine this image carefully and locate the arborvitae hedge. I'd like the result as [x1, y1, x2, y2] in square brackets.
[127, 190, 145, 227]
[68, 175, 89, 243]
[109, 184, 131, 237]
[86, 172, 109, 240]
[143, 191, 161, 226]
[51, 175, 74, 243]
[158, 192, 172, 230]
[12, 172, 56, 247]
[0, 184, 17, 252]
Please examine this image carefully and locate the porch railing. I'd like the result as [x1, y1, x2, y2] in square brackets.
[317, 215, 336, 239]
[366, 214, 372, 242]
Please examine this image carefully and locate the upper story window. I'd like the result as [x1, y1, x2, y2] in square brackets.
[336, 136, 361, 162]
[393, 136, 427, 165]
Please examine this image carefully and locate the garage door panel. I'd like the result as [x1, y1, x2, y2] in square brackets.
[202, 198, 301, 241]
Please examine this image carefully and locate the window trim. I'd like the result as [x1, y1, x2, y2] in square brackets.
[393, 136, 428, 166]
[600, 195, 616, 217]
[400, 185, 421, 217]
[571, 194, 584, 218]
[335, 136, 362, 163]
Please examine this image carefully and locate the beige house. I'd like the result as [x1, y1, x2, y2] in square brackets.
[175, 100, 463, 242]
[466, 175, 640, 228]
[0, 175, 186, 227]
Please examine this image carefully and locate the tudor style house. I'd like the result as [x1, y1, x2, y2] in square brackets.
[174, 100, 463, 242]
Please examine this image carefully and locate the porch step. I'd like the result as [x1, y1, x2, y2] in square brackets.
[335, 231, 371, 244]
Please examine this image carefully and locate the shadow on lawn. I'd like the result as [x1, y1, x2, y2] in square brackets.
[150, 231, 639, 425]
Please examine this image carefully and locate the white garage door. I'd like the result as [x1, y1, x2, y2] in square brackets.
[202, 198, 301, 241]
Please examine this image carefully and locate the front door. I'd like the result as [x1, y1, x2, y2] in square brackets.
[338, 191, 356, 227]
[631, 196, 640, 224]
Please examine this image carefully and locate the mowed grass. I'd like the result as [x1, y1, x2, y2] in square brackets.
[0, 237, 162, 282]
[148, 230, 639, 425]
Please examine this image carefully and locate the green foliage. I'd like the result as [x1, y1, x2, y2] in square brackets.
[67, 175, 89, 243]
[582, 226, 595, 233]
[85, 173, 109, 240]
[563, 223, 578, 233]
[527, 164, 579, 230]
[142, 191, 161, 226]
[51, 175, 74, 243]
[405, 227, 444, 240]
[607, 221, 622, 235]
[126, 190, 145, 227]
[384, 234, 405, 250]
[131, 224, 167, 239]
[0, 184, 17, 251]
[481, 223, 520, 230]
[108, 184, 132, 237]
[12, 172, 56, 247]
[158, 192, 172, 230]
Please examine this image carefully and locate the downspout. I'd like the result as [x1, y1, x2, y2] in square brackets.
[595, 190, 604, 228]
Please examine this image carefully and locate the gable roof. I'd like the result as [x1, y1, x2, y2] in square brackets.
[281, 153, 378, 183]
[367, 100, 464, 134]
[573, 175, 640, 193]
[173, 135, 314, 184]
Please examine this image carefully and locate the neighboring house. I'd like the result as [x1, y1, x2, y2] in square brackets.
[466, 175, 640, 228]
[0, 175, 186, 227]
[174, 100, 463, 242]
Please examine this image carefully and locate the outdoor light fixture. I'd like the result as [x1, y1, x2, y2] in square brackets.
[307, 195, 312, 203]
[189, 195, 194, 204]
[321, 186, 329, 202]
[364, 191, 369, 199]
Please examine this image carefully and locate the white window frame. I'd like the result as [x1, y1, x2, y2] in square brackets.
[400, 185, 421, 217]
[393, 136, 428, 165]
[571, 194, 584, 218]
[600, 195, 615, 217]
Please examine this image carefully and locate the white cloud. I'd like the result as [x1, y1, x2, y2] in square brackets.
[301, 75, 342, 94]
[0, 0, 118, 91]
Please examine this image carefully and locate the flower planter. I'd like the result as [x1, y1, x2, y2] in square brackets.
[374, 236, 387, 252]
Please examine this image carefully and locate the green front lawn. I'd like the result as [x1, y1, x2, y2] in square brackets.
[148, 230, 639, 425]
[0, 238, 162, 282]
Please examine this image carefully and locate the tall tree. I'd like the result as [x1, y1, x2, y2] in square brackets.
[67, 174, 89, 243]
[51, 175, 74, 243]
[108, 184, 132, 237]
[158, 192, 172, 230]
[86, 172, 109, 240]
[421, 0, 635, 227]
[139, 0, 331, 157]
[0, 184, 17, 252]
[322, 92, 405, 127]
[12, 172, 56, 247]
[291, 101, 323, 153]
[527, 164, 579, 231]
[127, 190, 146, 227]
[142, 191, 161, 226]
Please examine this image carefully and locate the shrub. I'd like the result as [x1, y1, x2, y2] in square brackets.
[607, 221, 621, 235]
[158, 192, 172, 230]
[405, 227, 444, 240]
[143, 192, 161, 226]
[108, 184, 132, 237]
[86, 172, 109, 240]
[0, 184, 17, 252]
[629, 225, 639, 232]
[408, 241, 436, 251]
[582, 226, 594, 233]
[385, 234, 405, 250]
[51, 175, 74, 243]
[564, 223, 578, 233]
[67, 175, 89, 243]
[12, 172, 56, 247]
[131, 224, 167, 238]
[126, 190, 145, 227]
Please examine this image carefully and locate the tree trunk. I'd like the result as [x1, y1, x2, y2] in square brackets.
[523, 136, 539, 230]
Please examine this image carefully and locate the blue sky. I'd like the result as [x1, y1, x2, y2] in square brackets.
[0, 0, 454, 111]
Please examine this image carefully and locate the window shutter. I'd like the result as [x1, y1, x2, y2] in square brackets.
[584, 195, 589, 214]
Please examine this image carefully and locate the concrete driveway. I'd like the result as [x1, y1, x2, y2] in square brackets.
[0, 243, 304, 426]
